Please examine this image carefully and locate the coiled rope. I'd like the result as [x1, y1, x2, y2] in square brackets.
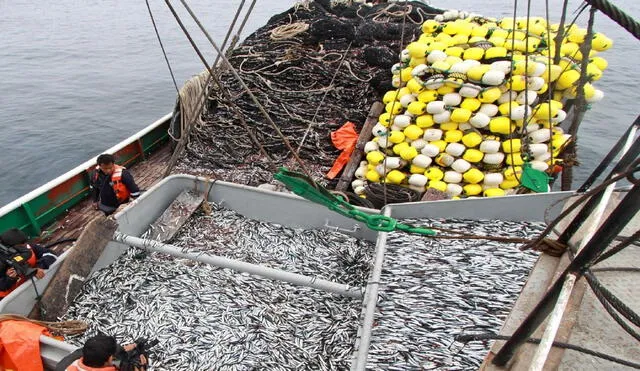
[270, 22, 310, 40]
[364, 183, 422, 209]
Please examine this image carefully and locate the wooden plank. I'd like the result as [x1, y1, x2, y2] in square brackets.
[144, 190, 203, 242]
[335, 102, 384, 192]
[30, 216, 118, 321]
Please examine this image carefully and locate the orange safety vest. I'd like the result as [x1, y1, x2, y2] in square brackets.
[95, 164, 131, 203]
[0, 245, 37, 298]
[66, 358, 117, 371]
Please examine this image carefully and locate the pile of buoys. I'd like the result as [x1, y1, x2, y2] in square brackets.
[352, 11, 612, 199]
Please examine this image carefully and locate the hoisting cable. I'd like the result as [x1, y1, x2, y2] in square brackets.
[562, 6, 597, 191]
[227, 0, 258, 52]
[145, 0, 179, 92]
[212, 0, 246, 70]
[583, 0, 640, 40]
[562, 232, 640, 343]
[172, 0, 315, 181]
[162, 0, 277, 172]
[162, 0, 258, 176]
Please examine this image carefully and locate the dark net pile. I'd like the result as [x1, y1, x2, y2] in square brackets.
[174, 0, 441, 187]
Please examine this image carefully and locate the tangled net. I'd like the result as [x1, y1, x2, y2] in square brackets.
[174, 0, 441, 188]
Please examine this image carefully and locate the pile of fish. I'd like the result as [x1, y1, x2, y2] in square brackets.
[64, 203, 374, 370]
[63, 201, 545, 369]
[365, 218, 544, 370]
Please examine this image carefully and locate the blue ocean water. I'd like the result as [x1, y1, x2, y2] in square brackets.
[0, 0, 638, 206]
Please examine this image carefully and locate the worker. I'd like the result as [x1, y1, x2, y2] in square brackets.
[90, 154, 141, 215]
[61, 335, 148, 371]
[0, 228, 57, 298]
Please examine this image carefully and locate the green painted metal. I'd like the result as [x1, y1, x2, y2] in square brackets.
[0, 118, 171, 238]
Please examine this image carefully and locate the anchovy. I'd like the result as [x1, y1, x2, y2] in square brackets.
[364, 217, 543, 370]
[63, 203, 375, 370]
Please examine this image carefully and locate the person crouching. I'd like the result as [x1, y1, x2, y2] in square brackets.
[0, 228, 57, 298]
[90, 154, 141, 216]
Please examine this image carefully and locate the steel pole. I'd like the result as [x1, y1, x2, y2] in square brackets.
[112, 232, 363, 299]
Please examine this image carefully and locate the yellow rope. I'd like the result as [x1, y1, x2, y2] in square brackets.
[270, 22, 310, 41]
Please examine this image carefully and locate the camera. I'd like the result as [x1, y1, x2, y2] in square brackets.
[114, 338, 157, 371]
[0, 243, 37, 279]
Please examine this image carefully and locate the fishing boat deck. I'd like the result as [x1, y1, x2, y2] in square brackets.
[37, 144, 172, 252]
[482, 192, 640, 370]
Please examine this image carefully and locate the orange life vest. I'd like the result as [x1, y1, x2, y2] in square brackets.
[0, 245, 38, 298]
[66, 358, 117, 371]
[95, 164, 131, 203]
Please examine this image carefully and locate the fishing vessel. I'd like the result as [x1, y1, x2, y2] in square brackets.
[0, 0, 637, 370]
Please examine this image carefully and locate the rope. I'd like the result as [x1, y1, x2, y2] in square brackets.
[592, 267, 640, 273]
[456, 332, 640, 369]
[506, 0, 521, 184]
[0, 314, 87, 336]
[425, 226, 566, 250]
[270, 22, 310, 40]
[383, 0, 411, 206]
[145, 0, 179, 92]
[584, 0, 640, 40]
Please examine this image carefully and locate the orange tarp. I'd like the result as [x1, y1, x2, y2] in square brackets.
[0, 320, 50, 371]
[327, 122, 359, 179]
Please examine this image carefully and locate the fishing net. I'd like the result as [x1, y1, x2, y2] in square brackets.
[173, 1, 441, 188]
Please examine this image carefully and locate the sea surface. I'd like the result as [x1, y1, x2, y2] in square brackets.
[1, 0, 638, 207]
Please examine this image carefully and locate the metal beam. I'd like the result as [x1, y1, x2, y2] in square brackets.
[112, 232, 363, 299]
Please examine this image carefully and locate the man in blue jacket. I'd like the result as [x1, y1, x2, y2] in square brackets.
[90, 154, 141, 215]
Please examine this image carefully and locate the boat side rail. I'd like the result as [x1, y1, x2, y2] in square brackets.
[0, 113, 172, 237]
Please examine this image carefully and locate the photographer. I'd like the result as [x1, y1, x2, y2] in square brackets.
[60, 335, 149, 371]
[0, 228, 57, 298]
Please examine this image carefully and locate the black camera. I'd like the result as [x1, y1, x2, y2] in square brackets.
[114, 338, 157, 371]
[0, 243, 37, 279]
